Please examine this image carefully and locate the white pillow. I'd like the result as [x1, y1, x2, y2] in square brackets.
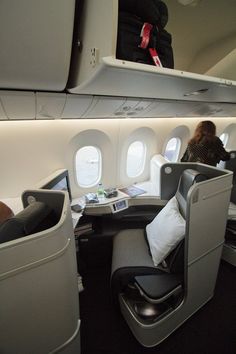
[146, 196, 186, 266]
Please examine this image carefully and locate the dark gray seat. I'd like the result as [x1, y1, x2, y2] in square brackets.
[220, 150, 236, 204]
[111, 165, 232, 347]
[111, 169, 207, 304]
[221, 151, 236, 264]
[0, 190, 81, 354]
[0, 201, 57, 244]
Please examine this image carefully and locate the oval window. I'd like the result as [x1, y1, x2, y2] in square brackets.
[126, 141, 146, 178]
[219, 133, 228, 147]
[164, 137, 181, 162]
[75, 146, 101, 187]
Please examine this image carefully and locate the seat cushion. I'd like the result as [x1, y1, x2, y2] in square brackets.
[146, 196, 186, 266]
[111, 229, 163, 299]
[112, 229, 154, 273]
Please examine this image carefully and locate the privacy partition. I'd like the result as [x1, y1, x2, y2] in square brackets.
[112, 163, 232, 347]
[0, 190, 80, 354]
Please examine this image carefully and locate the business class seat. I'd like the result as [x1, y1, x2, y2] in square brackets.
[111, 169, 206, 307]
[0, 190, 80, 354]
[111, 165, 232, 347]
[0, 201, 57, 243]
[220, 150, 236, 266]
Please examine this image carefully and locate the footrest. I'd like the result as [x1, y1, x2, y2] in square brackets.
[134, 273, 182, 303]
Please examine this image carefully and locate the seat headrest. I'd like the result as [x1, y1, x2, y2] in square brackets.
[176, 169, 208, 218]
[177, 169, 207, 201]
[220, 151, 236, 176]
[219, 151, 236, 203]
[0, 201, 55, 244]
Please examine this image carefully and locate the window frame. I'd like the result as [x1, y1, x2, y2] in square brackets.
[126, 140, 147, 178]
[164, 137, 181, 162]
[75, 145, 102, 188]
[219, 133, 229, 147]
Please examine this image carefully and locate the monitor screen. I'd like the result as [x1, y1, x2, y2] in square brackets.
[41, 170, 72, 202]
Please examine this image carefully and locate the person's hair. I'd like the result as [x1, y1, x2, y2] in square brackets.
[189, 120, 216, 144]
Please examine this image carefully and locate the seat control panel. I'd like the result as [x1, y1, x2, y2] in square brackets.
[112, 199, 128, 213]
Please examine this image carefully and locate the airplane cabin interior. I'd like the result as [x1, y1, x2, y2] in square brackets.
[0, 1, 235, 354]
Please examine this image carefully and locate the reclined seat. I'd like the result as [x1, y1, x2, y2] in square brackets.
[111, 167, 229, 347]
[111, 169, 205, 299]
[0, 201, 57, 243]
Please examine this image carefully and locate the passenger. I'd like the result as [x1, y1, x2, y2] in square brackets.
[0, 201, 14, 224]
[181, 120, 230, 166]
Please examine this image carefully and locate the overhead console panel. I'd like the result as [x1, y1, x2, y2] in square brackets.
[1, 90, 236, 120]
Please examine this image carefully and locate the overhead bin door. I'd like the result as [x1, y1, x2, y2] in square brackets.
[0, 0, 75, 91]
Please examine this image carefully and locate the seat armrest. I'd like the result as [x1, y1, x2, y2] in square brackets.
[134, 273, 182, 304]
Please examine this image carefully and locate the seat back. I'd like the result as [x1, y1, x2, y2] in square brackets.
[111, 169, 208, 295]
[158, 169, 208, 274]
[0, 190, 81, 354]
[0, 201, 57, 244]
[176, 169, 208, 218]
[219, 151, 236, 203]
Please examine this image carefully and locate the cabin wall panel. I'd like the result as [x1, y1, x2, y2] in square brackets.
[0, 120, 120, 198]
[0, 118, 235, 199]
[118, 120, 158, 187]
[65, 119, 120, 196]
[0, 121, 70, 197]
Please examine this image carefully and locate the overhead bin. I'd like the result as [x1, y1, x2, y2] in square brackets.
[68, 0, 236, 104]
[69, 55, 236, 103]
[0, 0, 236, 119]
[0, 0, 75, 91]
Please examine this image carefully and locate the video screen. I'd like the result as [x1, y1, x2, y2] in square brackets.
[41, 170, 72, 201]
[51, 177, 68, 192]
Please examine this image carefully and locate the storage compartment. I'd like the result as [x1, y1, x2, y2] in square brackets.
[0, 0, 76, 91]
[68, 0, 236, 107]
[121, 284, 172, 324]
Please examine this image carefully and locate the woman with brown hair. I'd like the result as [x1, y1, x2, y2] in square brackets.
[181, 120, 230, 166]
